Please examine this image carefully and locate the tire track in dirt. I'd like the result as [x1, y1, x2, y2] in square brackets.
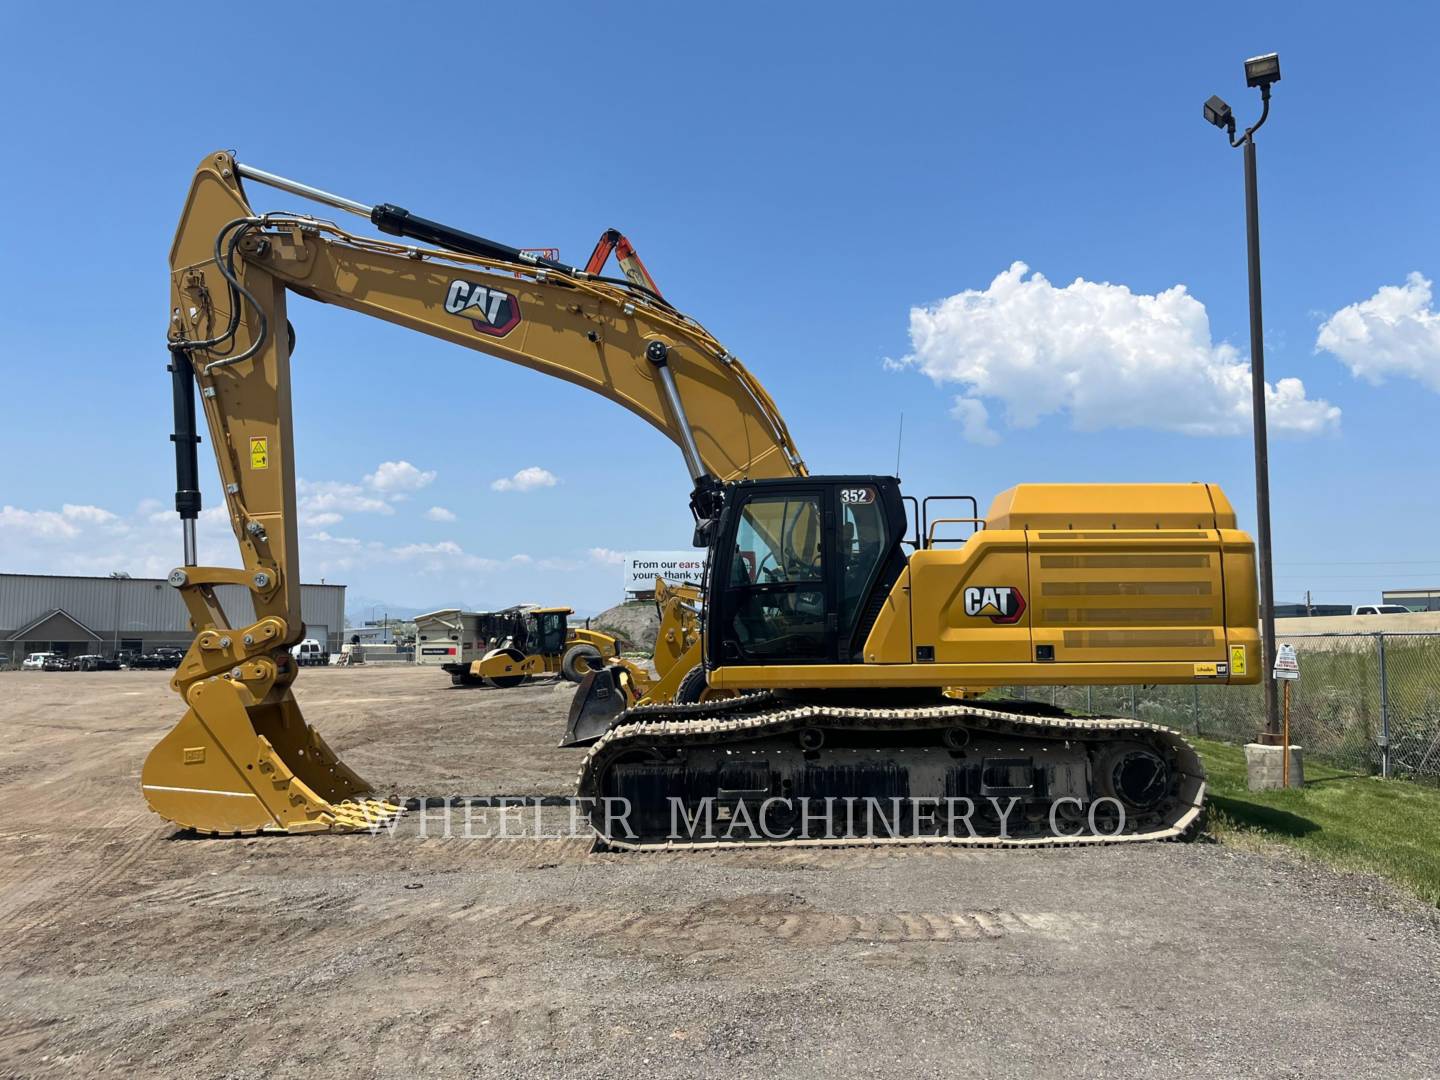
[0, 1017, 64, 1070]
[5, 824, 172, 936]
[436, 899, 1097, 946]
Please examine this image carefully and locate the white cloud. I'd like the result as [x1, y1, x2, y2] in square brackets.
[61, 504, 117, 525]
[0, 503, 121, 540]
[0, 489, 603, 603]
[491, 466, 558, 493]
[588, 547, 626, 566]
[306, 530, 361, 546]
[1316, 272, 1440, 392]
[1, 506, 79, 538]
[895, 261, 1339, 439]
[389, 541, 498, 573]
[948, 398, 1000, 446]
[297, 479, 393, 517]
[364, 460, 437, 494]
[296, 460, 441, 525]
[0, 501, 234, 579]
[425, 506, 457, 522]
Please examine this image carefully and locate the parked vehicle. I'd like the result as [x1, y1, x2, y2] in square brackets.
[42, 655, 75, 671]
[1353, 604, 1410, 615]
[122, 647, 186, 670]
[75, 655, 122, 672]
[22, 652, 57, 671]
[290, 639, 328, 666]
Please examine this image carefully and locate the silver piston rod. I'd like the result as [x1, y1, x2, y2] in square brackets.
[645, 341, 706, 484]
[235, 162, 373, 219]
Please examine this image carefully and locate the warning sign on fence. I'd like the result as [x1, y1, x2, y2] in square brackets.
[1273, 642, 1300, 680]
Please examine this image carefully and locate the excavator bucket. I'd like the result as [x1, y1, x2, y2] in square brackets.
[141, 677, 401, 834]
[561, 668, 629, 747]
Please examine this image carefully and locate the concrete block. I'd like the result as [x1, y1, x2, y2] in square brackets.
[1244, 743, 1305, 790]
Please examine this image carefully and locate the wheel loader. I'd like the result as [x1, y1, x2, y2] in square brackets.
[142, 151, 1260, 846]
[443, 606, 618, 688]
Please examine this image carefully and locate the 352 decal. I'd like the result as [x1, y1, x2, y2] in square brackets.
[963, 586, 1026, 624]
[444, 279, 521, 337]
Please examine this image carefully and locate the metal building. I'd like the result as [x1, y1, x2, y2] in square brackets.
[1, 572, 345, 667]
[1382, 588, 1440, 612]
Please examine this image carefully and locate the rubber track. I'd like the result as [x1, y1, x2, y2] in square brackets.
[575, 695, 1206, 852]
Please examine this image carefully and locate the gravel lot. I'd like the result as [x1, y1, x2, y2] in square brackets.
[1, 666, 1437, 1079]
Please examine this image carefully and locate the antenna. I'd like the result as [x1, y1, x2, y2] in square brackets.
[894, 412, 905, 480]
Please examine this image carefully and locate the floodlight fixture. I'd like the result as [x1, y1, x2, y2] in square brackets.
[1203, 95, 1234, 131]
[1244, 52, 1281, 89]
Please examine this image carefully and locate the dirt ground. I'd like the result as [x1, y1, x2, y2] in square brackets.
[1, 666, 1438, 1079]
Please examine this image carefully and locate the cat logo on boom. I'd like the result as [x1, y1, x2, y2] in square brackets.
[443, 279, 521, 337]
[962, 586, 1026, 624]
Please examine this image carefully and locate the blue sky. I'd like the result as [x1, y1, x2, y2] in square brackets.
[2, 2, 1438, 615]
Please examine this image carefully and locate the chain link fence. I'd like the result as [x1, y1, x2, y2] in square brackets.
[1002, 633, 1440, 784]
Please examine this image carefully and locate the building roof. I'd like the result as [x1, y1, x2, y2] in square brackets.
[2, 573, 346, 637]
[5, 607, 101, 642]
[0, 571, 342, 589]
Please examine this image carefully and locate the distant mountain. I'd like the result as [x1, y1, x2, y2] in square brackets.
[345, 596, 455, 625]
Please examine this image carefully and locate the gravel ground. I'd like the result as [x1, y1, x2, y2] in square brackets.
[1, 666, 1437, 1079]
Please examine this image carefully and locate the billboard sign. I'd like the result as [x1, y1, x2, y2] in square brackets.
[623, 551, 705, 595]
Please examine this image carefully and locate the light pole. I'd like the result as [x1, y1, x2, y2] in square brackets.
[1204, 52, 1283, 742]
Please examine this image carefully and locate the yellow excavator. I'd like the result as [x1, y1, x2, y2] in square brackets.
[142, 151, 1260, 846]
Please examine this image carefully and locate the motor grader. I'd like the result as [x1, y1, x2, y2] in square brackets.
[142, 151, 1260, 847]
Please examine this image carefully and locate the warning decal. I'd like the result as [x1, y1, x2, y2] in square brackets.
[250, 436, 269, 469]
[1229, 644, 1247, 677]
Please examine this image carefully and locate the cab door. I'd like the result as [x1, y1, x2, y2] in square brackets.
[710, 487, 834, 664]
[534, 612, 568, 655]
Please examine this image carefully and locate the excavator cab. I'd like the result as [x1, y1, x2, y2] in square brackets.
[564, 476, 909, 745]
[705, 477, 907, 666]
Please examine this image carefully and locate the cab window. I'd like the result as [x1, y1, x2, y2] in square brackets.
[839, 490, 888, 640]
[724, 494, 827, 660]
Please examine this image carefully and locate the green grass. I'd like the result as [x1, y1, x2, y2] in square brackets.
[1195, 737, 1440, 906]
